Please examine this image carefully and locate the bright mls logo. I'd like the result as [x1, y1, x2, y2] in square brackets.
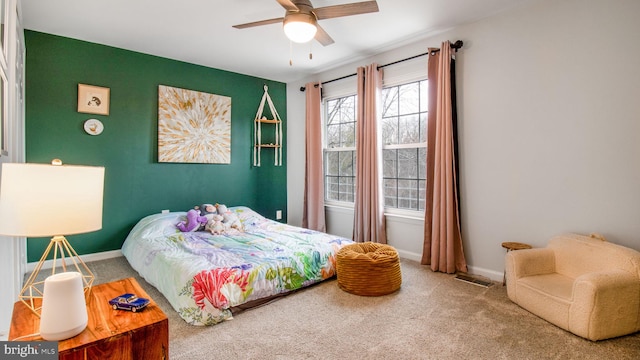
[1, 341, 57, 359]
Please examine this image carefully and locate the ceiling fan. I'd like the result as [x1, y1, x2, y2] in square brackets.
[232, 0, 379, 46]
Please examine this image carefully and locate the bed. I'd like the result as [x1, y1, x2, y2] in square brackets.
[121, 206, 352, 325]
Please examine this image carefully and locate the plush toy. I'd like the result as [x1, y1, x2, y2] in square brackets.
[194, 203, 217, 229]
[198, 203, 217, 219]
[176, 209, 208, 232]
[205, 214, 225, 235]
[216, 203, 244, 231]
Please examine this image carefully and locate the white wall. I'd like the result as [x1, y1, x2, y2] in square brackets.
[287, 0, 640, 280]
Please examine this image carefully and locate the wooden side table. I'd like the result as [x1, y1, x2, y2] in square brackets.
[9, 277, 169, 360]
[502, 242, 532, 286]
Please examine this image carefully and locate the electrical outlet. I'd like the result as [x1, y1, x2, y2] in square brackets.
[276, 210, 282, 220]
[161, 209, 170, 214]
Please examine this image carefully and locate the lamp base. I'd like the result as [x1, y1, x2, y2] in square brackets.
[40, 272, 88, 341]
[41, 322, 87, 341]
[19, 235, 95, 317]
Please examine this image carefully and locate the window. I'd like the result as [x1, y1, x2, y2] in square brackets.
[323, 79, 428, 212]
[324, 95, 356, 202]
[381, 80, 427, 211]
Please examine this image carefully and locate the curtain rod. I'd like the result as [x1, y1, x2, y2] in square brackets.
[299, 40, 463, 92]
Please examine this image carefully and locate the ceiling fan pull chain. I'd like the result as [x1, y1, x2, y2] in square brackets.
[289, 40, 293, 66]
[309, 42, 313, 60]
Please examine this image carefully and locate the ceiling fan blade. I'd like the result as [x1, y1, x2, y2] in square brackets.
[232, 17, 284, 29]
[315, 24, 335, 46]
[313, 1, 379, 20]
[276, 0, 299, 11]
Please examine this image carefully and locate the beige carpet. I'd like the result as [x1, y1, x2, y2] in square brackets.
[83, 257, 640, 359]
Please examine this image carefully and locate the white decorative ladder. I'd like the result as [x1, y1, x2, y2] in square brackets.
[253, 85, 283, 166]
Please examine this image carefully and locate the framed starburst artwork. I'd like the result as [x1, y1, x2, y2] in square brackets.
[158, 85, 231, 164]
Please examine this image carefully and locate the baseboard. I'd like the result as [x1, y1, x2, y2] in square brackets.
[396, 249, 422, 262]
[26, 249, 124, 272]
[397, 252, 502, 282]
[466, 265, 503, 283]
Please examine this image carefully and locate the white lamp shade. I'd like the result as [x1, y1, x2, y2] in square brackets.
[283, 13, 317, 43]
[40, 272, 88, 340]
[0, 162, 105, 237]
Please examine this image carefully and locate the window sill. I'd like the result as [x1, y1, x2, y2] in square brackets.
[324, 203, 424, 222]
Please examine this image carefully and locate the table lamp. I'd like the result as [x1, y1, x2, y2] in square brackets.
[0, 160, 105, 327]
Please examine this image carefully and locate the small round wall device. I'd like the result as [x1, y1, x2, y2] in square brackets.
[84, 119, 104, 135]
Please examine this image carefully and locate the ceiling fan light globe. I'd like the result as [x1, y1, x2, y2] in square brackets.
[283, 13, 317, 43]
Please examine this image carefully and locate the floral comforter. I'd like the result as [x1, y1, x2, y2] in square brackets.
[121, 206, 352, 325]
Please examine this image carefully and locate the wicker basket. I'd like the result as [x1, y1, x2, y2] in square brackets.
[336, 242, 402, 296]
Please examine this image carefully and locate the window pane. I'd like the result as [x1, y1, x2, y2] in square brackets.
[326, 176, 339, 201]
[384, 179, 398, 208]
[398, 179, 418, 210]
[399, 114, 420, 144]
[326, 99, 339, 126]
[399, 82, 419, 115]
[418, 147, 426, 178]
[339, 151, 354, 176]
[420, 80, 428, 112]
[382, 87, 398, 117]
[342, 96, 355, 121]
[398, 148, 418, 179]
[418, 180, 426, 211]
[383, 149, 397, 178]
[419, 113, 427, 143]
[339, 177, 354, 202]
[382, 117, 398, 145]
[342, 122, 355, 147]
[326, 96, 356, 125]
[326, 151, 339, 176]
[326, 124, 340, 148]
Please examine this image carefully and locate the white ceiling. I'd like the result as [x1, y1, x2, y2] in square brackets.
[21, 0, 534, 83]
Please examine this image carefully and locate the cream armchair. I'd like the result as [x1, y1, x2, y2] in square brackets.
[505, 233, 640, 341]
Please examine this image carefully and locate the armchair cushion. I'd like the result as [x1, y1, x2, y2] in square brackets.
[505, 233, 640, 341]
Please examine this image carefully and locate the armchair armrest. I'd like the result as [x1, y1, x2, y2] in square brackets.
[570, 270, 640, 340]
[505, 248, 555, 279]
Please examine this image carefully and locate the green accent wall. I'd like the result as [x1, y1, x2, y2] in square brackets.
[24, 31, 287, 262]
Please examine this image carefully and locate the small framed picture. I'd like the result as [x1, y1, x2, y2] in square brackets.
[78, 84, 110, 115]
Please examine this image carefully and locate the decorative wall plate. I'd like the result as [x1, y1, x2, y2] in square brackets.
[84, 119, 104, 135]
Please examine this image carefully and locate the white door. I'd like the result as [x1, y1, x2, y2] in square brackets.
[0, 0, 26, 340]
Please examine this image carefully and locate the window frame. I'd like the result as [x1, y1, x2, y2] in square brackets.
[380, 79, 428, 215]
[322, 75, 428, 218]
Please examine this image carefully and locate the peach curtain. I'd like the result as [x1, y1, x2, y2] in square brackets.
[353, 64, 387, 243]
[302, 82, 326, 232]
[421, 42, 468, 273]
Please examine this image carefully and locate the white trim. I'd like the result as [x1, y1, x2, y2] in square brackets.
[382, 143, 426, 150]
[384, 209, 423, 221]
[26, 249, 123, 272]
[466, 265, 503, 283]
[0, 0, 25, 341]
[324, 201, 354, 211]
[396, 249, 421, 262]
[325, 146, 356, 152]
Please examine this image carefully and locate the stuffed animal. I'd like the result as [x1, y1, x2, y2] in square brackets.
[193, 204, 216, 229]
[216, 203, 243, 231]
[198, 203, 217, 219]
[176, 209, 208, 232]
[205, 214, 225, 235]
